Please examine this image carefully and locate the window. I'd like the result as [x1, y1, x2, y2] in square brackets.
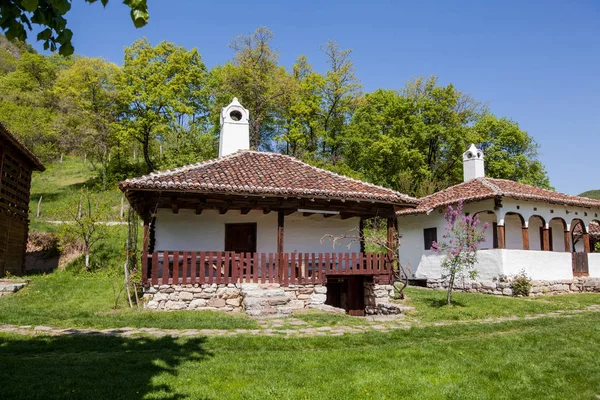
[423, 228, 437, 250]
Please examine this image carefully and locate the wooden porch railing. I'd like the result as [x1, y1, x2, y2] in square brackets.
[143, 251, 394, 286]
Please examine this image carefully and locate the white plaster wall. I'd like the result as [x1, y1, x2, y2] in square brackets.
[284, 213, 360, 254]
[476, 212, 497, 250]
[415, 249, 573, 282]
[549, 219, 565, 252]
[154, 209, 277, 253]
[502, 250, 573, 280]
[587, 253, 600, 277]
[153, 209, 359, 254]
[397, 213, 447, 278]
[414, 249, 504, 282]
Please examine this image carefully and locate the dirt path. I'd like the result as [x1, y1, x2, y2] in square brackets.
[1, 305, 598, 338]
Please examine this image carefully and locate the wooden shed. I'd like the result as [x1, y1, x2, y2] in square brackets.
[0, 123, 44, 276]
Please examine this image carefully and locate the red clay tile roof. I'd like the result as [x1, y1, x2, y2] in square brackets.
[120, 150, 418, 205]
[0, 122, 45, 171]
[397, 177, 600, 215]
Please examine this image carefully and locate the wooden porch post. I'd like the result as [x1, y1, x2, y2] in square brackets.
[497, 225, 506, 249]
[542, 227, 550, 251]
[583, 232, 591, 253]
[386, 217, 395, 257]
[359, 218, 365, 254]
[564, 230, 571, 252]
[277, 210, 285, 254]
[522, 226, 530, 250]
[141, 206, 150, 283]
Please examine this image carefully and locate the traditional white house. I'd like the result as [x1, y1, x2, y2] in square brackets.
[120, 99, 418, 315]
[397, 144, 600, 294]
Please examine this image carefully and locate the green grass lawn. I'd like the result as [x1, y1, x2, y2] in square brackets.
[2, 271, 600, 330]
[1, 314, 599, 399]
[0, 272, 258, 330]
[403, 287, 600, 322]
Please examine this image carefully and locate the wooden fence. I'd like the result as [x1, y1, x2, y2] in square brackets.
[143, 251, 394, 286]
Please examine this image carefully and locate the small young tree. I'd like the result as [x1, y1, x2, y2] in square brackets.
[432, 200, 488, 305]
[57, 187, 109, 270]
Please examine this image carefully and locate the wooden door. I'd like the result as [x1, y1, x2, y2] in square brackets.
[225, 223, 257, 254]
[347, 276, 365, 316]
[572, 252, 589, 277]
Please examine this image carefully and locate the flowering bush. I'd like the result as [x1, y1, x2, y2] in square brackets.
[432, 200, 488, 305]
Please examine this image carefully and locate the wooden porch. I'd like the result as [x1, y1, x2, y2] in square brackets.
[143, 251, 394, 286]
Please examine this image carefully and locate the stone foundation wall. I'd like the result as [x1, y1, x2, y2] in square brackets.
[425, 277, 600, 296]
[143, 283, 335, 316]
[144, 282, 399, 315]
[364, 283, 400, 314]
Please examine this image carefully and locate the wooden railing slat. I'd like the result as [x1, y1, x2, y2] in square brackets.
[151, 252, 158, 286]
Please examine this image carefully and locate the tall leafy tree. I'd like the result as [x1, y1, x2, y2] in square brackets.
[53, 57, 120, 186]
[319, 40, 361, 164]
[117, 38, 208, 172]
[0, 50, 62, 158]
[210, 27, 295, 150]
[279, 55, 325, 157]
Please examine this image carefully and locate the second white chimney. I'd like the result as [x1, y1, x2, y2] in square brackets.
[463, 144, 485, 181]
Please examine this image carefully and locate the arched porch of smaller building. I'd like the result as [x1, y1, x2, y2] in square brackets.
[504, 212, 525, 250]
[549, 217, 568, 252]
[528, 215, 547, 251]
[571, 218, 589, 253]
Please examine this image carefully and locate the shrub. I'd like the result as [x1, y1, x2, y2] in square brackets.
[512, 270, 532, 297]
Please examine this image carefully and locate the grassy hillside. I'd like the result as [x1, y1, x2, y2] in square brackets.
[579, 189, 600, 200]
[28, 156, 127, 272]
[29, 156, 124, 227]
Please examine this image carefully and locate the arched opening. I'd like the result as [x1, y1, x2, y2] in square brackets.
[571, 219, 587, 253]
[504, 212, 525, 249]
[473, 210, 498, 250]
[528, 215, 546, 251]
[591, 220, 600, 253]
[549, 217, 567, 252]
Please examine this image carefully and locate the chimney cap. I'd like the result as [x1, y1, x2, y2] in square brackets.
[463, 143, 484, 161]
[221, 97, 249, 125]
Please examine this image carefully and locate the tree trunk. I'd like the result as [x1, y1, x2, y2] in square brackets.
[85, 251, 90, 270]
[36, 196, 42, 218]
[142, 131, 155, 172]
[446, 273, 455, 305]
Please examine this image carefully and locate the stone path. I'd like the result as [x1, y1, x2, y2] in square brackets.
[1, 305, 599, 338]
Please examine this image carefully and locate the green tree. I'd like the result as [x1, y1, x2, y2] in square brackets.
[210, 27, 295, 151]
[57, 187, 110, 270]
[117, 38, 208, 172]
[473, 114, 551, 189]
[53, 57, 120, 187]
[278, 55, 325, 157]
[0, 50, 61, 159]
[319, 40, 361, 164]
[0, 0, 148, 55]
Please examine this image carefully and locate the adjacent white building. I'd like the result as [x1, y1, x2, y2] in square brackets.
[397, 145, 600, 289]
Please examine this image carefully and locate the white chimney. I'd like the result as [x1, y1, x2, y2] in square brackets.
[463, 144, 485, 181]
[219, 97, 250, 157]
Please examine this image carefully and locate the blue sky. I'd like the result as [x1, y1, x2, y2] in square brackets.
[28, 0, 600, 195]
